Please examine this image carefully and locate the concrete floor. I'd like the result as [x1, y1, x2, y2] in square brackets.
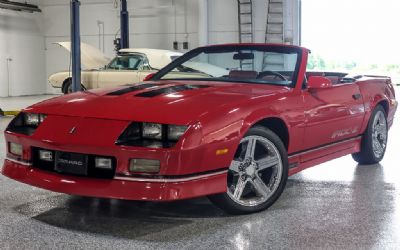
[0, 95, 399, 250]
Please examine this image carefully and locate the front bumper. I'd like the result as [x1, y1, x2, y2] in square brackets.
[2, 158, 227, 201]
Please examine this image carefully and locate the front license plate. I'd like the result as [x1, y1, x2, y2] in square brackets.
[55, 151, 88, 176]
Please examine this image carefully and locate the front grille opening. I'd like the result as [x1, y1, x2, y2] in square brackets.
[32, 147, 116, 179]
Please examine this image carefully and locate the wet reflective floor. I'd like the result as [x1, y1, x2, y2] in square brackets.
[1, 98, 399, 249]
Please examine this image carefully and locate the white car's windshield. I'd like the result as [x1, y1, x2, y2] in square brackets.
[107, 54, 145, 70]
[153, 45, 302, 87]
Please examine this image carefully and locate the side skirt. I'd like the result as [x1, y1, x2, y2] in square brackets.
[287, 136, 362, 176]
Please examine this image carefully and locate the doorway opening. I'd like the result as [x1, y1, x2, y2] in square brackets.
[301, 0, 400, 84]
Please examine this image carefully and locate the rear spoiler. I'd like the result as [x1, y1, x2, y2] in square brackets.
[352, 75, 391, 80]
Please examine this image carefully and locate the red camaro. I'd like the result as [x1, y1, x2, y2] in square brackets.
[2, 44, 397, 214]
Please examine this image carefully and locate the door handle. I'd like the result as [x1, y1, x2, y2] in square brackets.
[352, 93, 361, 100]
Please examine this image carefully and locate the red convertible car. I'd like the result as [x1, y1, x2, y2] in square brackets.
[2, 44, 397, 214]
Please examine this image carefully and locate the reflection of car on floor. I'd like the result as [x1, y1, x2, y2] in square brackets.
[49, 42, 182, 94]
[3, 43, 398, 214]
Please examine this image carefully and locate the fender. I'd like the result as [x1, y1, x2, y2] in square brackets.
[48, 72, 70, 88]
[239, 92, 306, 154]
[241, 110, 285, 138]
[195, 102, 290, 171]
[49, 72, 92, 91]
[357, 79, 393, 133]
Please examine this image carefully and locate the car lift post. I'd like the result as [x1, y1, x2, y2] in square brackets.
[70, 0, 81, 92]
[120, 0, 129, 49]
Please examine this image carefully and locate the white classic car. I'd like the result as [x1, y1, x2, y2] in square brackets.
[49, 42, 183, 93]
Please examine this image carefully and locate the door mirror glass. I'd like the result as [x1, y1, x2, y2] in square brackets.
[307, 76, 332, 89]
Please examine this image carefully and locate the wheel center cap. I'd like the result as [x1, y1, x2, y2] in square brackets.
[246, 165, 256, 177]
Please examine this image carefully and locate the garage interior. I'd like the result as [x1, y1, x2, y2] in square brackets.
[1, 0, 399, 249]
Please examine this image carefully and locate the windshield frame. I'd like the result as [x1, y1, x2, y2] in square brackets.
[151, 44, 303, 88]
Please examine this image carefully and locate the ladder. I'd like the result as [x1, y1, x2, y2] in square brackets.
[265, 0, 284, 44]
[237, 0, 254, 69]
[238, 0, 253, 43]
[262, 0, 285, 71]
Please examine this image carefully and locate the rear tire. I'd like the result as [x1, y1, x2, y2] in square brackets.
[352, 105, 388, 164]
[208, 126, 288, 214]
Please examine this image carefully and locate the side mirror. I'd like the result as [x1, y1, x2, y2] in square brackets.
[143, 72, 155, 81]
[307, 76, 332, 90]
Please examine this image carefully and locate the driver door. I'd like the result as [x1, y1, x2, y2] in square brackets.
[302, 82, 365, 150]
[97, 70, 140, 88]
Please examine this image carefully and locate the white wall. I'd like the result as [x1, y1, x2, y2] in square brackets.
[0, 0, 300, 95]
[41, 0, 201, 93]
[285, 0, 301, 45]
[0, 1, 46, 97]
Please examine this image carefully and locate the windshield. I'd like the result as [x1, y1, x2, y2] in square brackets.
[153, 45, 302, 87]
[107, 54, 145, 70]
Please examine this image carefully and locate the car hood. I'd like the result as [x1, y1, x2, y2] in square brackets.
[27, 81, 290, 125]
[55, 42, 110, 69]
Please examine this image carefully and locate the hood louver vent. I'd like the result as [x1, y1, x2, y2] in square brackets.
[135, 85, 209, 98]
[107, 83, 160, 96]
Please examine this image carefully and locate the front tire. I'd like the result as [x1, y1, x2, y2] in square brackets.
[352, 105, 388, 164]
[208, 126, 288, 214]
[62, 78, 86, 94]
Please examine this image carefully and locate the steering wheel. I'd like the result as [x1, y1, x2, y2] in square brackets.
[257, 70, 287, 81]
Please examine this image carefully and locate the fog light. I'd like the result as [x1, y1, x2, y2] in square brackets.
[9, 142, 23, 156]
[95, 157, 113, 169]
[129, 159, 160, 173]
[39, 150, 53, 162]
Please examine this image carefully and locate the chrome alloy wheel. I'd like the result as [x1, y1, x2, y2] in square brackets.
[227, 135, 283, 207]
[372, 110, 387, 158]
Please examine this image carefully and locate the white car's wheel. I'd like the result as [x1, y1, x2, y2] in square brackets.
[209, 126, 288, 214]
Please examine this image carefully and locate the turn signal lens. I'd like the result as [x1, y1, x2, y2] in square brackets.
[9, 142, 23, 156]
[129, 159, 160, 173]
[216, 148, 229, 155]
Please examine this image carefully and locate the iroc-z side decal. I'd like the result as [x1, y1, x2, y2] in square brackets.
[331, 126, 359, 139]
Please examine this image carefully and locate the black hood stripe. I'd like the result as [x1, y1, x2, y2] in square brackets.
[107, 83, 160, 96]
[135, 85, 209, 97]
